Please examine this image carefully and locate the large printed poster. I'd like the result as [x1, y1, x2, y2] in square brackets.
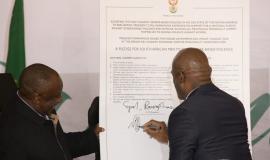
[100, 0, 250, 160]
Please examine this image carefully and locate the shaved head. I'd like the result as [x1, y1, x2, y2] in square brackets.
[19, 63, 61, 97]
[173, 48, 210, 71]
[18, 63, 63, 114]
[171, 48, 212, 99]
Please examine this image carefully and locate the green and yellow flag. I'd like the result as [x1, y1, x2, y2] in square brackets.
[5, 0, 26, 81]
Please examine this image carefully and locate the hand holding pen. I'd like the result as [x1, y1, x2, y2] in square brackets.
[143, 119, 168, 144]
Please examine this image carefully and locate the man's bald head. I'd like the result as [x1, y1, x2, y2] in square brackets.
[19, 63, 62, 99]
[171, 48, 212, 99]
[18, 63, 63, 115]
[173, 48, 210, 70]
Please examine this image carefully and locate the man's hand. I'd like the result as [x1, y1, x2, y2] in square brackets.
[94, 123, 105, 137]
[49, 114, 59, 125]
[143, 120, 168, 144]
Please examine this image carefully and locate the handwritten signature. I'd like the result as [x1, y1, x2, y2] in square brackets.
[128, 115, 141, 132]
[123, 101, 139, 113]
[122, 100, 174, 113]
[144, 101, 174, 112]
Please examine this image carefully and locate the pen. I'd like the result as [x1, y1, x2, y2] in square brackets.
[139, 124, 161, 131]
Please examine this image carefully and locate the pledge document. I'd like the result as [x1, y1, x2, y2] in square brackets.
[100, 0, 250, 160]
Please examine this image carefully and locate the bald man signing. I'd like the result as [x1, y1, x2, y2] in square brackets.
[0, 63, 100, 160]
[144, 48, 252, 160]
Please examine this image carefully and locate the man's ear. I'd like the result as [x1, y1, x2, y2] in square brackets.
[176, 71, 184, 82]
[209, 67, 212, 74]
[32, 92, 40, 105]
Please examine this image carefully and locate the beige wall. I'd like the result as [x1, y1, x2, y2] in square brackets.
[250, 0, 270, 159]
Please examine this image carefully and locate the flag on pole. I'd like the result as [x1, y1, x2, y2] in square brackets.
[5, 0, 25, 81]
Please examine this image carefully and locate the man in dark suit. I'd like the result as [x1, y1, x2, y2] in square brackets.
[144, 48, 252, 160]
[88, 96, 101, 160]
[0, 63, 100, 160]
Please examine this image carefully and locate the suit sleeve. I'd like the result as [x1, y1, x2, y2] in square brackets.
[168, 108, 199, 160]
[64, 128, 99, 158]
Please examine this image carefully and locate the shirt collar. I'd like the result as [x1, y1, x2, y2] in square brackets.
[185, 87, 199, 100]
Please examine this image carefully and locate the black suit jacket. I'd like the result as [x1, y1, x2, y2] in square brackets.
[88, 96, 99, 128]
[88, 96, 100, 160]
[0, 73, 17, 113]
[168, 83, 252, 160]
[0, 94, 99, 160]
